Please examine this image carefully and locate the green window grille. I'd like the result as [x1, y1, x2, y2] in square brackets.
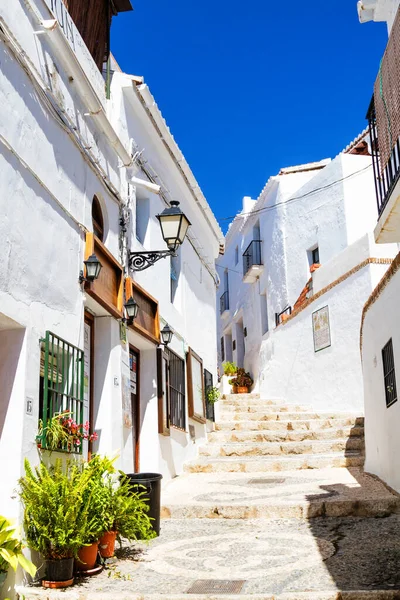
[39, 331, 84, 453]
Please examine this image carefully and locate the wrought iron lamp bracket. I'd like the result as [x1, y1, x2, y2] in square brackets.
[129, 249, 176, 272]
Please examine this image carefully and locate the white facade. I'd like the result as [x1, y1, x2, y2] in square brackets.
[357, 0, 400, 32]
[0, 1, 221, 595]
[217, 146, 397, 412]
[358, 0, 400, 493]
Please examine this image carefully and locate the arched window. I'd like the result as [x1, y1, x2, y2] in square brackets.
[92, 196, 104, 241]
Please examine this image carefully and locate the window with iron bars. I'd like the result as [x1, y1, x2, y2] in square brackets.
[39, 331, 85, 453]
[382, 339, 398, 408]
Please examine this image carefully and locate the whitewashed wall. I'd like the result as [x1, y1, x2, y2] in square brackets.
[110, 73, 221, 481]
[361, 259, 400, 491]
[217, 151, 397, 411]
[0, 0, 123, 523]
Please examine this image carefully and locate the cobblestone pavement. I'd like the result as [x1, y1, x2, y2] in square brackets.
[16, 396, 400, 599]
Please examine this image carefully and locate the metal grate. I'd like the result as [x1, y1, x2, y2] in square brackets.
[39, 331, 84, 453]
[204, 369, 215, 422]
[382, 338, 398, 408]
[248, 478, 286, 485]
[187, 580, 246, 594]
[243, 240, 262, 277]
[220, 290, 230, 314]
[165, 348, 186, 430]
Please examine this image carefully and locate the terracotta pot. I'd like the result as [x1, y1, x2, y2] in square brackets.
[236, 386, 249, 394]
[75, 542, 99, 571]
[99, 531, 117, 558]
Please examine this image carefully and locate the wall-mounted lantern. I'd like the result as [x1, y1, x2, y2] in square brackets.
[124, 296, 139, 325]
[160, 324, 173, 347]
[129, 201, 191, 271]
[79, 254, 102, 284]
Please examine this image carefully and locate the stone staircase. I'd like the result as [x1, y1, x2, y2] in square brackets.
[185, 394, 365, 474]
[19, 393, 400, 600]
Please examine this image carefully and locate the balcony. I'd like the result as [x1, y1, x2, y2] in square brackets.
[220, 291, 230, 317]
[243, 240, 263, 283]
[367, 6, 400, 243]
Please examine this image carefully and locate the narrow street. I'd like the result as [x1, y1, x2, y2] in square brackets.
[21, 393, 400, 599]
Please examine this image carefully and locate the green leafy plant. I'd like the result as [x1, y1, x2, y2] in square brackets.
[19, 459, 99, 559]
[78, 455, 117, 543]
[37, 411, 97, 452]
[222, 361, 237, 376]
[205, 386, 220, 404]
[101, 473, 156, 543]
[229, 368, 254, 389]
[0, 516, 36, 577]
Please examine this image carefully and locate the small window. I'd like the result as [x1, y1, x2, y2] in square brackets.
[312, 247, 320, 265]
[136, 195, 150, 245]
[382, 339, 398, 408]
[260, 293, 269, 334]
[38, 331, 84, 453]
[92, 195, 104, 241]
[235, 246, 239, 265]
[233, 339, 236, 351]
[220, 337, 225, 362]
[170, 250, 181, 304]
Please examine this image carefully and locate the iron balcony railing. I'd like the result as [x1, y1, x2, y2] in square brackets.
[367, 98, 400, 216]
[220, 290, 229, 314]
[243, 240, 262, 277]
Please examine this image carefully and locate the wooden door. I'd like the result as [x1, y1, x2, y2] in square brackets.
[84, 312, 95, 459]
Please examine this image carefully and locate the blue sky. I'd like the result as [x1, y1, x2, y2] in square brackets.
[111, 0, 388, 230]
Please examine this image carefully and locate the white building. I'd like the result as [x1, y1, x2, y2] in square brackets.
[358, 0, 400, 492]
[217, 138, 397, 413]
[0, 1, 222, 592]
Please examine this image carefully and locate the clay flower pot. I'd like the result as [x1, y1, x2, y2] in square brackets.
[75, 542, 99, 572]
[99, 531, 117, 558]
[236, 386, 249, 394]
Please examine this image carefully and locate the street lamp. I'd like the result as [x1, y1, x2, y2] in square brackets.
[160, 324, 173, 347]
[79, 254, 102, 283]
[124, 296, 138, 325]
[129, 201, 191, 271]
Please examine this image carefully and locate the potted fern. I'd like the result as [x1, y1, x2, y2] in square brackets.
[229, 368, 254, 394]
[98, 472, 156, 558]
[0, 516, 36, 589]
[19, 459, 98, 588]
[74, 455, 116, 573]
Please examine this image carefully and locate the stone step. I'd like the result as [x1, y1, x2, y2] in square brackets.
[161, 468, 400, 521]
[185, 452, 365, 473]
[161, 495, 399, 520]
[208, 425, 365, 443]
[215, 416, 364, 431]
[219, 404, 310, 414]
[199, 438, 364, 458]
[217, 411, 364, 423]
[222, 393, 261, 400]
[16, 591, 400, 600]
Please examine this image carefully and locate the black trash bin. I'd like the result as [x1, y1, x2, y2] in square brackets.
[125, 472, 163, 536]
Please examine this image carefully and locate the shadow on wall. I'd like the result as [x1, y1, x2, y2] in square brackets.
[304, 421, 400, 592]
[0, 327, 25, 438]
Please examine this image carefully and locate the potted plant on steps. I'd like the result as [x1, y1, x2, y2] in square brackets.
[229, 368, 254, 394]
[0, 516, 36, 590]
[75, 455, 116, 574]
[19, 459, 98, 588]
[99, 471, 156, 558]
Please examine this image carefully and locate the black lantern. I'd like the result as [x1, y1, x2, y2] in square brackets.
[124, 296, 138, 325]
[157, 201, 191, 253]
[129, 201, 191, 272]
[79, 254, 102, 283]
[161, 324, 173, 346]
